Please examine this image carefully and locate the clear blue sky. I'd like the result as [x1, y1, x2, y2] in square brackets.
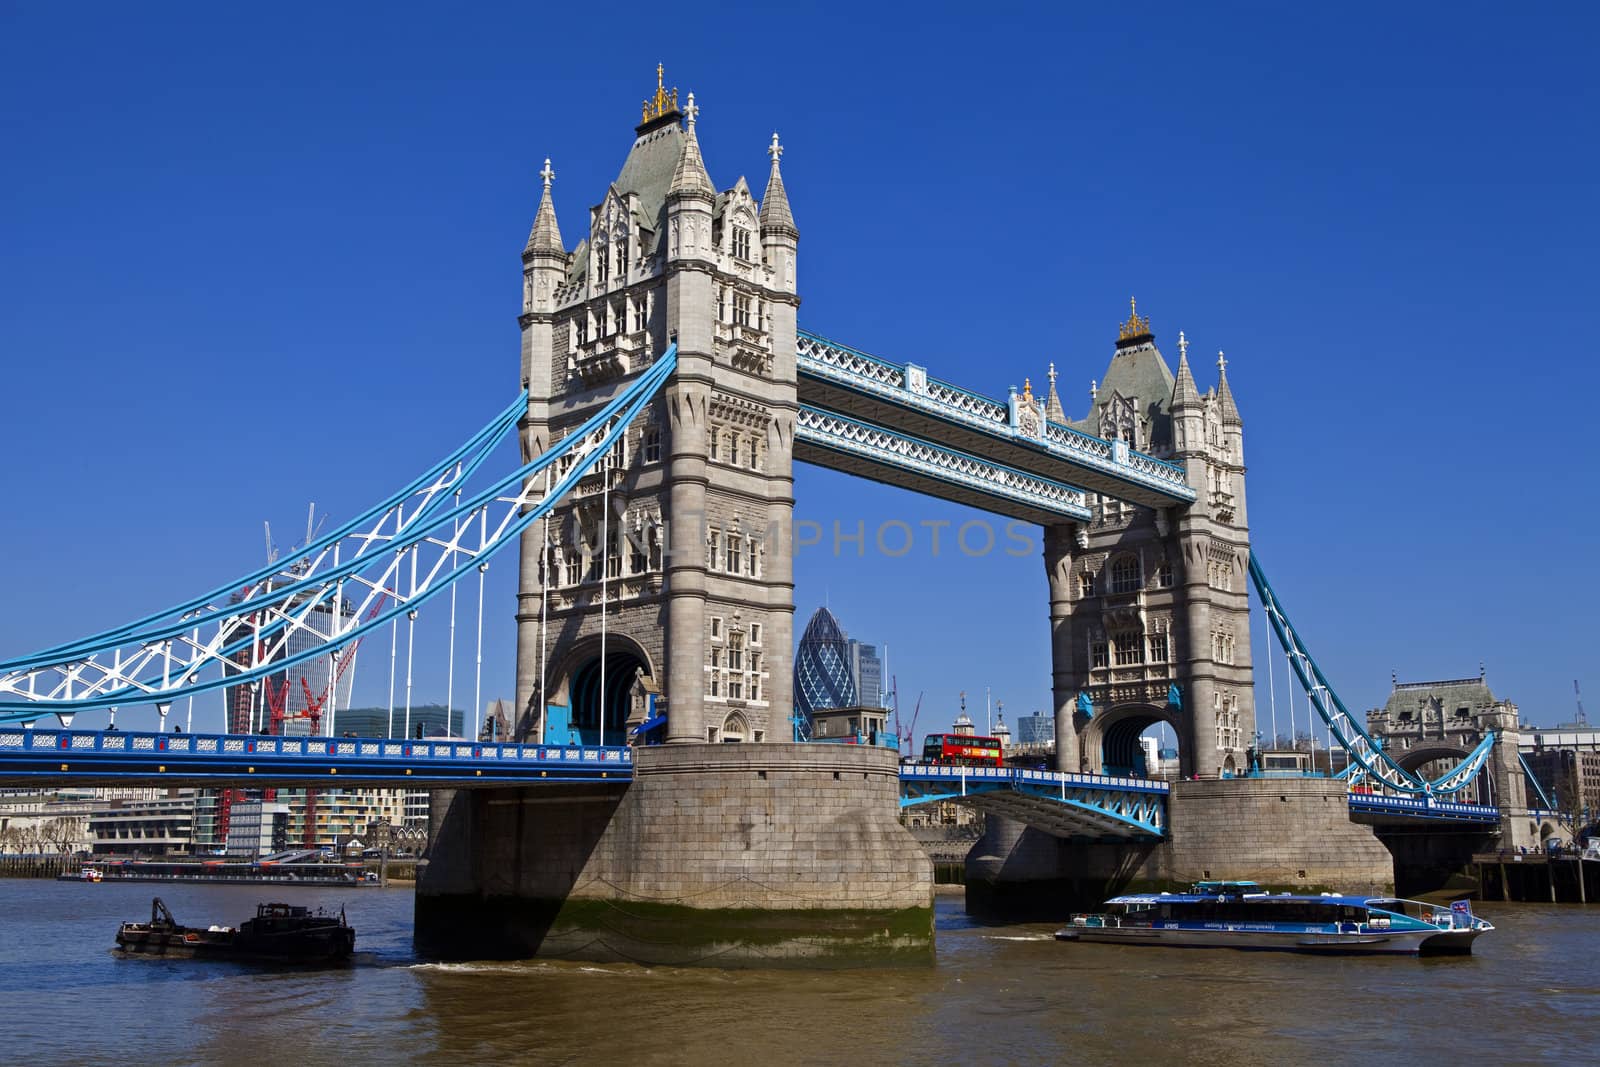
[1, 3, 1595, 736]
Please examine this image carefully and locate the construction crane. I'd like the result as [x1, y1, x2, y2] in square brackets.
[893, 681, 923, 757]
[1577, 680, 1589, 727]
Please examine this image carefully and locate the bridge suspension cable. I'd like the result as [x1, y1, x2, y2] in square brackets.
[0, 346, 679, 724]
[1248, 553, 1495, 796]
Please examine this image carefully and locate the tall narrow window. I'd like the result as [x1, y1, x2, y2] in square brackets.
[732, 227, 751, 261]
[1091, 639, 1109, 669]
[629, 532, 646, 575]
[1155, 560, 1173, 588]
[726, 535, 742, 575]
[1148, 633, 1169, 663]
[707, 531, 720, 570]
[647, 527, 662, 570]
[729, 435, 740, 466]
[643, 426, 661, 463]
[1078, 572, 1095, 599]
[1110, 556, 1141, 594]
[734, 292, 752, 327]
[1113, 632, 1144, 666]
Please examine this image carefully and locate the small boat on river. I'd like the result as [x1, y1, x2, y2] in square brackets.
[115, 897, 355, 963]
[1055, 880, 1492, 955]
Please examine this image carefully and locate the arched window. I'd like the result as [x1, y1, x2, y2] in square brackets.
[1110, 555, 1141, 595]
[721, 711, 749, 741]
[729, 435, 740, 467]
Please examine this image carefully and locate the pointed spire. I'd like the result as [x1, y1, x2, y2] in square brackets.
[760, 131, 797, 234]
[1044, 362, 1066, 423]
[1216, 349, 1242, 425]
[669, 91, 714, 200]
[1171, 329, 1200, 410]
[524, 157, 563, 255]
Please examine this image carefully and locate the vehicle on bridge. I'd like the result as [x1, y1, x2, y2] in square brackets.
[921, 733, 1003, 767]
[1056, 880, 1492, 955]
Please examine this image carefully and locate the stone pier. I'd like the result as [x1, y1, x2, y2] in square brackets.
[415, 743, 933, 966]
[966, 777, 1396, 917]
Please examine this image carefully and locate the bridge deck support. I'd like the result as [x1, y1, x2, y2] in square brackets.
[966, 778, 1395, 917]
[415, 743, 933, 966]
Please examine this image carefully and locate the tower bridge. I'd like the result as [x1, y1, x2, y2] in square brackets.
[0, 69, 1531, 962]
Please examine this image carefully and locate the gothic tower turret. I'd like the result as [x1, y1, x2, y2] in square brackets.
[514, 68, 800, 747]
[1040, 302, 1255, 779]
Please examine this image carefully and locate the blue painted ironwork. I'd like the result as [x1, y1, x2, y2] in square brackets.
[15, 391, 529, 669]
[1249, 553, 1494, 796]
[796, 328, 1194, 504]
[795, 405, 1093, 520]
[0, 727, 632, 786]
[1347, 793, 1500, 824]
[899, 764, 1168, 838]
[0, 347, 679, 722]
[1519, 753, 1559, 810]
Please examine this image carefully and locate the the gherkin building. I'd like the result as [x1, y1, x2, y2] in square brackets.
[795, 606, 856, 734]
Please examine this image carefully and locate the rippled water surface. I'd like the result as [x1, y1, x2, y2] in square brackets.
[2, 880, 1595, 1065]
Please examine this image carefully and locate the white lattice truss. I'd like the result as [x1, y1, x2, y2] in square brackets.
[796, 406, 1092, 520]
[797, 331, 1194, 501]
[0, 350, 678, 723]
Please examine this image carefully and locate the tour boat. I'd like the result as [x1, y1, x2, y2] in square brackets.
[115, 897, 356, 963]
[1055, 881, 1492, 955]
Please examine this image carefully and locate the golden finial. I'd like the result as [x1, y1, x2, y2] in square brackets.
[640, 63, 680, 123]
[1118, 296, 1152, 343]
[1022, 377, 1034, 403]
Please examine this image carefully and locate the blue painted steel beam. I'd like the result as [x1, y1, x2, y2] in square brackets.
[1347, 793, 1500, 823]
[898, 765, 1169, 838]
[795, 404, 1093, 523]
[0, 728, 633, 787]
[796, 328, 1195, 508]
[0, 346, 678, 719]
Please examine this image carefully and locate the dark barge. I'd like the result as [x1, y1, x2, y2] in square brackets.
[115, 897, 356, 963]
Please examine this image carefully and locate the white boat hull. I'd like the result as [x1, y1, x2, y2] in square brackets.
[1056, 923, 1484, 955]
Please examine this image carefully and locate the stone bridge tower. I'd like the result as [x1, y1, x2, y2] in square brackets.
[1043, 303, 1255, 779]
[514, 69, 799, 746]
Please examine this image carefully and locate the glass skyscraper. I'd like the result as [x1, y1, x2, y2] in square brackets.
[795, 607, 856, 729]
[847, 639, 884, 709]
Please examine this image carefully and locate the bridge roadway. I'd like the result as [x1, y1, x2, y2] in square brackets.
[0, 728, 1501, 837]
[1347, 792, 1501, 826]
[0, 727, 632, 789]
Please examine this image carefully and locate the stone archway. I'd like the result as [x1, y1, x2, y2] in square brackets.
[720, 711, 750, 742]
[547, 633, 655, 746]
[1081, 702, 1182, 778]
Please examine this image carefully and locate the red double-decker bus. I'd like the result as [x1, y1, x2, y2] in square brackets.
[921, 733, 1004, 766]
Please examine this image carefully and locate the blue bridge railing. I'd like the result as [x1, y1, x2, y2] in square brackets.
[0, 728, 633, 785]
[1347, 792, 1500, 823]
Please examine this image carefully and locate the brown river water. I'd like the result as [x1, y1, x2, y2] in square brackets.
[2, 880, 1594, 1065]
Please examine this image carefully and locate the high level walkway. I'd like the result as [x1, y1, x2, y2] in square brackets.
[796, 329, 1197, 509]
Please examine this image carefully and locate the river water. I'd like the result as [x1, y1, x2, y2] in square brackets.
[1, 879, 1594, 1065]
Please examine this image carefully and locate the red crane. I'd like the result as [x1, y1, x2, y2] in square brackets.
[292, 592, 388, 849]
